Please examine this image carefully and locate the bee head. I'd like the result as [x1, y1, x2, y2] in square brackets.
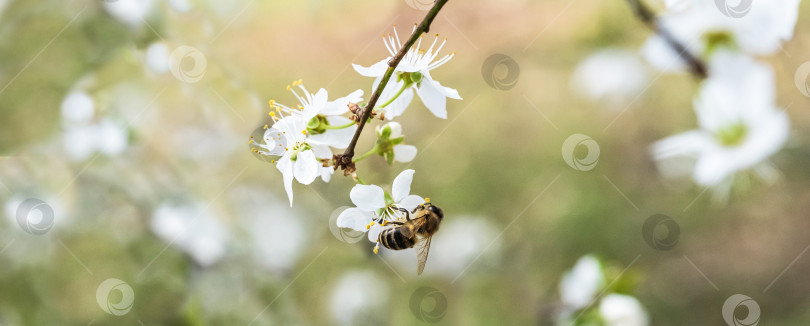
[425, 203, 443, 220]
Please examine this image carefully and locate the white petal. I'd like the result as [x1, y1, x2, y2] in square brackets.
[310, 143, 333, 160]
[393, 145, 417, 163]
[320, 165, 334, 183]
[380, 83, 414, 120]
[277, 156, 295, 206]
[353, 59, 389, 77]
[350, 184, 386, 211]
[337, 208, 375, 232]
[293, 150, 319, 185]
[398, 195, 425, 212]
[321, 89, 364, 116]
[391, 169, 415, 202]
[416, 78, 448, 119]
[368, 223, 383, 242]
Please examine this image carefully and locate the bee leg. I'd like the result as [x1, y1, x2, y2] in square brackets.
[397, 207, 411, 221]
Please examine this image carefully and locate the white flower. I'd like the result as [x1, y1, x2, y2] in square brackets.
[63, 119, 129, 161]
[353, 28, 461, 119]
[235, 190, 306, 274]
[643, 0, 800, 71]
[336, 169, 425, 243]
[329, 270, 389, 326]
[61, 91, 94, 125]
[652, 52, 789, 196]
[571, 49, 650, 107]
[599, 294, 650, 326]
[145, 42, 170, 74]
[150, 202, 228, 267]
[560, 255, 604, 311]
[256, 82, 366, 206]
[257, 114, 332, 206]
[102, 0, 154, 28]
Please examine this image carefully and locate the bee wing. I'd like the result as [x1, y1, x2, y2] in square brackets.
[415, 235, 432, 276]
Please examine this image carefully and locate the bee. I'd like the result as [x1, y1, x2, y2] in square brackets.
[376, 202, 444, 275]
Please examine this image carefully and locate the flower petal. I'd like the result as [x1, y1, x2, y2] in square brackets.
[387, 121, 403, 138]
[391, 169, 415, 202]
[416, 78, 448, 119]
[393, 144, 417, 163]
[276, 156, 295, 206]
[293, 150, 319, 185]
[368, 223, 383, 242]
[353, 60, 389, 77]
[336, 208, 375, 232]
[321, 89, 364, 116]
[398, 195, 425, 212]
[350, 184, 386, 211]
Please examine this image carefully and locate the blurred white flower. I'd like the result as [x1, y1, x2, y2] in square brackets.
[61, 91, 94, 125]
[102, 0, 154, 28]
[63, 120, 128, 161]
[560, 255, 604, 311]
[373, 122, 418, 163]
[571, 49, 650, 107]
[415, 217, 499, 278]
[353, 27, 461, 119]
[643, 0, 800, 71]
[336, 169, 424, 243]
[661, 0, 693, 12]
[652, 52, 788, 196]
[145, 42, 170, 74]
[150, 202, 228, 267]
[329, 270, 389, 326]
[247, 203, 305, 273]
[599, 294, 650, 326]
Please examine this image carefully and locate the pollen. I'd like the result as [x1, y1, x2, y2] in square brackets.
[424, 197, 430, 203]
[301, 130, 306, 135]
[373, 243, 379, 254]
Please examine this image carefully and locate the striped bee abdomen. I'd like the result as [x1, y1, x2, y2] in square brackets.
[380, 227, 416, 250]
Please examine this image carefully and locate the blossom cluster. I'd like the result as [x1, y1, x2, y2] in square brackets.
[573, 1, 799, 200]
[252, 26, 461, 206]
[644, 1, 798, 200]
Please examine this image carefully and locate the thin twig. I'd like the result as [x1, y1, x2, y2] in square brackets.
[334, 0, 450, 173]
[625, 0, 707, 78]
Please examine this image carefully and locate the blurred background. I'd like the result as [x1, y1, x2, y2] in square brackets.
[1, 0, 809, 325]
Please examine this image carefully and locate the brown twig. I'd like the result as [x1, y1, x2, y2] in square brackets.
[334, 0, 450, 174]
[626, 0, 707, 78]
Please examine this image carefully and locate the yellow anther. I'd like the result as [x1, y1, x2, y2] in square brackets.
[297, 79, 303, 85]
[271, 160, 275, 163]
[268, 100, 275, 106]
[373, 245, 379, 254]
[382, 220, 388, 226]
[269, 111, 276, 117]
[286, 85, 291, 91]
[248, 139, 253, 144]
[424, 197, 430, 203]
[263, 124, 268, 130]
[301, 130, 306, 135]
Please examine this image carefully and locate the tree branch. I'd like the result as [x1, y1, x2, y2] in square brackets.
[334, 0, 450, 173]
[625, 0, 707, 78]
